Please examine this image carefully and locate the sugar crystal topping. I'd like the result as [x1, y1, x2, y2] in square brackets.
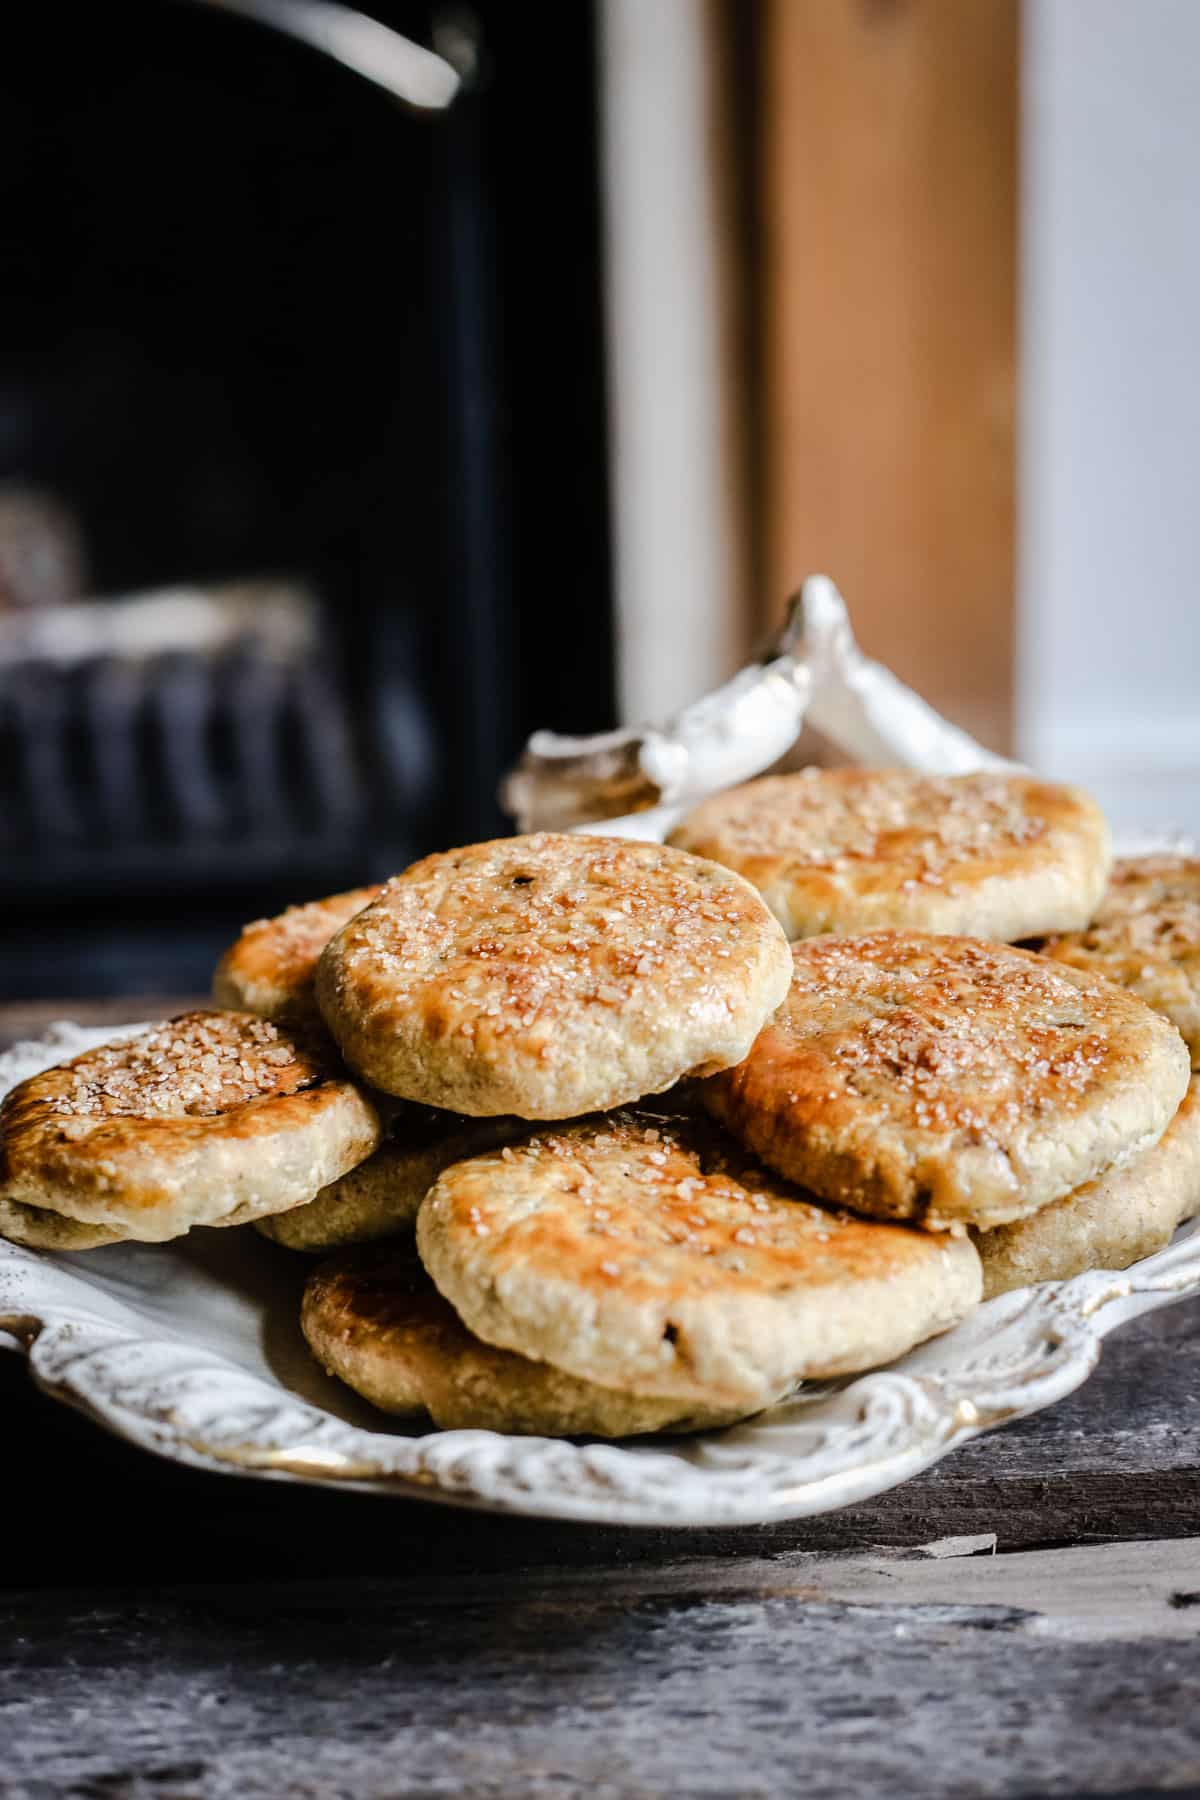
[776, 933, 1151, 1133]
[680, 770, 1059, 882]
[1045, 855, 1200, 967]
[436, 1109, 945, 1297]
[42, 1012, 322, 1120]
[231, 887, 382, 985]
[333, 835, 780, 1033]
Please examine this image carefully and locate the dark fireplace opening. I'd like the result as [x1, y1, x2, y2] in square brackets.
[0, 0, 616, 998]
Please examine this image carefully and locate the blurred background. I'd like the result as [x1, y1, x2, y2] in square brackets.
[0, 0, 1196, 1000]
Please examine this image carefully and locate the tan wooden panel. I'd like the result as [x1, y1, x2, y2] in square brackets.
[762, 0, 1018, 751]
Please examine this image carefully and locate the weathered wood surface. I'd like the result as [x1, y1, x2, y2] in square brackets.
[3, 1000, 1199, 1796]
[3, 1537, 1199, 1799]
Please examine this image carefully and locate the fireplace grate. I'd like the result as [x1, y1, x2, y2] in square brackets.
[0, 581, 426, 903]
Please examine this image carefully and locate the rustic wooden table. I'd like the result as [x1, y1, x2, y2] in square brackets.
[2, 1002, 1198, 1799]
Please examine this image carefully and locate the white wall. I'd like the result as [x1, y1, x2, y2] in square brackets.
[1019, 0, 1200, 838]
[598, 0, 748, 727]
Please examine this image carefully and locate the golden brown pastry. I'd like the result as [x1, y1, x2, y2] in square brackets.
[315, 834, 792, 1118]
[701, 932, 1189, 1232]
[670, 769, 1110, 942]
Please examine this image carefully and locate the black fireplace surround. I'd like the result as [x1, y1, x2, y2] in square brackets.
[0, 0, 615, 997]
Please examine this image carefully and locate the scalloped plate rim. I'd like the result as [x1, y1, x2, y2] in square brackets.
[1, 1022, 1198, 1529]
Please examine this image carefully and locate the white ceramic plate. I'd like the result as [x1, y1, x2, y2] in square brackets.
[3, 1022, 1199, 1529]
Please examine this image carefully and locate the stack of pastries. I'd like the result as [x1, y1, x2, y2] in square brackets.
[1, 770, 1196, 1439]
